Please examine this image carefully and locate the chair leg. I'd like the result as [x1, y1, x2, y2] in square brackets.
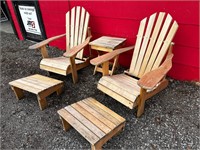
[137, 97, 145, 117]
[70, 57, 78, 84]
[93, 65, 98, 75]
[137, 89, 146, 117]
[110, 55, 119, 75]
[137, 79, 169, 117]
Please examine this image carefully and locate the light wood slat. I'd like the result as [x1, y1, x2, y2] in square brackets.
[66, 11, 70, 51]
[40, 65, 67, 76]
[152, 21, 178, 70]
[71, 103, 111, 134]
[82, 12, 90, 44]
[76, 7, 85, 59]
[83, 98, 121, 125]
[9, 81, 41, 94]
[129, 17, 147, 74]
[133, 13, 156, 76]
[97, 84, 136, 109]
[87, 98, 126, 123]
[57, 109, 99, 145]
[144, 13, 172, 74]
[11, 79, 46, 91]
[77, 11, 89, 59]
[19, 78, 50, 89]
[40, 57, 84, 70]
[99, 79, 138, 102]
[65, 106, 105, 138]
[100, 74, 140, 96]
[40, 57, 70, 70]
[74, 6, 80, 47]
[99, 77, 139, 99]
[89, 36, 126, 50]
[90, 46, 134, 66]
[29, 74, 62, 85]
[138, 12, 166, 77]
[77, 101, 116, 129]
[77, 7, 85, 47]
[70, 7, 75, 48]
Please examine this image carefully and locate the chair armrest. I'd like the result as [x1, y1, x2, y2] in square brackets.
[63, 36, 92, 58]
[90, 45, 135, 66]
[137, 53, 174, 90]
[29, 34, 66, 49]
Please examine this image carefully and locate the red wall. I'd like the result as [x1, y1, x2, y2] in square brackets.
[7, 1, 200, 81]
[6, 0, 24, 40]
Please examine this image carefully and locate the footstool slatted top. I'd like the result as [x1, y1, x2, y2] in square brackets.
[57, 97, 126, 146]
[9, 74, 63, 94]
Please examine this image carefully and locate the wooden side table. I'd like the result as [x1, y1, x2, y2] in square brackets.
[89, 36, 126, 75]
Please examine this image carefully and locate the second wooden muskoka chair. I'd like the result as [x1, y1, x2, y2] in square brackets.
[29, 6, 92, 83]
[90, 12, 179, 117]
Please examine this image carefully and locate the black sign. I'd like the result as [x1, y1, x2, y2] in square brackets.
[13, 1, 46, 42]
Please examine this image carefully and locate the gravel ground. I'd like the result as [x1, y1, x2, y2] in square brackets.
[1, 31, 199, 150]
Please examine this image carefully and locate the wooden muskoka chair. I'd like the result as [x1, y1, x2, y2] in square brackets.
[90, 12, 179, 117]
[29, 6, 92, 83]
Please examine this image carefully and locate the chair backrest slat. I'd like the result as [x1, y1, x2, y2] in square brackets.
[66, 11, 70, 51]
[129, 12, 178, 78]
[78, 8, 85, 45]
[133, 13, 156, 76]
[144, 13, 172, 74]
[74, 6, 81, 48]
[129, 18, 147, 73]
[138, 12, 165, 77]
[70, 7, 75, 48]
[66, 6, 89, 59]
[152, 21, 178, 70]
[77, 11, 89, 59]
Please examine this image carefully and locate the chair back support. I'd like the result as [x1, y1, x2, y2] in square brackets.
[129, 12, 178, 78]
[66, 6, 90, 59]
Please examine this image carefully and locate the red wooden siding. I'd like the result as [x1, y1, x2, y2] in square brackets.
[7, 1, 199, 81]
[6, 0, 24, 40]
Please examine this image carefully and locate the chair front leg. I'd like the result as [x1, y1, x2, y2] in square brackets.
[40, 46, 49, 58]
[137, 78, 169, 117]
[70, 56, 78, 84]
[137, 88, 146, 117]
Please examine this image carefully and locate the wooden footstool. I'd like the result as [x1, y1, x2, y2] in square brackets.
[57, 97, 126, 150]
[9, 74, 64, 110]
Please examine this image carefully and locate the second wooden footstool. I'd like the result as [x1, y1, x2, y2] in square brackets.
[9, 74, 64, 110]
[57, 97, 126, 150]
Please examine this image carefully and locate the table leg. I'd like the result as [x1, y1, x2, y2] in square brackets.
[37, 95, 48, 110]
[11, 86, 24, 100]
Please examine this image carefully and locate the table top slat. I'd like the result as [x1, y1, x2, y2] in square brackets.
[89, 36, 126, 50]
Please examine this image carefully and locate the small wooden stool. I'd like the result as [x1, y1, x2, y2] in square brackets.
[57, 97, 126, 150]
[9, 74, 64, 110]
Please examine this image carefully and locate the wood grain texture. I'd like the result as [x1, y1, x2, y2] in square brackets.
[90, 45, 134, 66]
[57, 97, 126, 148]
[138, 53, 173, 90]
[28, 34, 66, 49]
